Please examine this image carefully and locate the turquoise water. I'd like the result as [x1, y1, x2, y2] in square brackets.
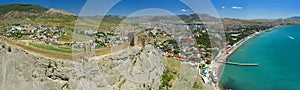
[220, 26, 300, 90]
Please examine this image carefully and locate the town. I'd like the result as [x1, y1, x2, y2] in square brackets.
[0, 21, 275, 89]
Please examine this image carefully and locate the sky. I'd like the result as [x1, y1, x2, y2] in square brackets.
[1, 0, 300, 19]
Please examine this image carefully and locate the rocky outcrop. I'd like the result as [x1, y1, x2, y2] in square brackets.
[0, 44, 165, 90]
[0, 44, 74, 90]
[45, 8, 76, 16]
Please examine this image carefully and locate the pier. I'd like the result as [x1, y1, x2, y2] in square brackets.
[218, 61, 259, 66]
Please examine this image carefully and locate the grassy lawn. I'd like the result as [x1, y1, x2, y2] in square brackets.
[28, 42, 76, 54]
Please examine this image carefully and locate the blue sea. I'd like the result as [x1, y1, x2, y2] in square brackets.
[220, 26, 300, 90]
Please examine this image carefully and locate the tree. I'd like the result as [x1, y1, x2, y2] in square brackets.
[7, 46, 11, 52]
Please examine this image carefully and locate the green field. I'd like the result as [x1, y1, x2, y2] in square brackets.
[28, 42, 77, 54]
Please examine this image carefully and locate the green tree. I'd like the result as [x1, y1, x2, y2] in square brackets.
[7, 46, 11, 52]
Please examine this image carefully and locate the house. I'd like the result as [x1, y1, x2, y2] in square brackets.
[190, 55, 200, 62]
[231, 34, 240, 37]
[179, 39, 195, 45]
[165, 52, 174, 57]
[232, 38, 237, 40]
[174, 55, 188, 61]
[11, 26, 22, 30]
[193, 32, 200, 37]
[84, 30, 97, 35]
[200, 48, 205, 51]
[215, 40, 222, 45]
[205, 57, 212, 61]
[64, 42, 73, 48]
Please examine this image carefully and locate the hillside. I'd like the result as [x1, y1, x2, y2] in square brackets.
[0, 4, 74, 18]
[0, 4, 125, 30]
[287, 16, 300, 20]
[2, 4, 300, 32]
[0, 4, 48, 14]
[0, 4, 76, 18]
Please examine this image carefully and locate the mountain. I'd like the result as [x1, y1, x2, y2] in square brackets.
[0, 4, 46, 18]
[45, 8, 76, 16]
[0, 4, 240, 25]
[102, 15, 125, 22]
[0, 4, 75, 19]
[177, 13, 219, 23]
[0, 4, 47, 14]
[2, 4, 300, 31]
[287, 16, 300, 20]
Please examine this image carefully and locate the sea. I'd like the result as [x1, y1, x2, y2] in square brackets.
[220, 25, 300, 90]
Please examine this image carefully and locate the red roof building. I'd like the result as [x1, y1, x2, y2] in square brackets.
[205, 57, 212, 61]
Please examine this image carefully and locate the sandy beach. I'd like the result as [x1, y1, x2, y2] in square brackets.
[212, 26, 279, 90]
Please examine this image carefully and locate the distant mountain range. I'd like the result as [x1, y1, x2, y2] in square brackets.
[1, 4, 300, 28]
[287, 16, 300, 20]
[2, 4, 300, 20]
[0, 4, 217, 23]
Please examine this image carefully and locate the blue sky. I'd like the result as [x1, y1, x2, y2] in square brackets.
[212, 0, 300, 19]
[1, 0, 300, 19]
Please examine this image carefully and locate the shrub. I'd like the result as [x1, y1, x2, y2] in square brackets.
[7, 46, 11, 52]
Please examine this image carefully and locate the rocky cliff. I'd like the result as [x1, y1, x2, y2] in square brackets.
[0, 43, 165, 90]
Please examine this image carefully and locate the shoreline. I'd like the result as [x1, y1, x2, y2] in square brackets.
[213, 25, 281, 90]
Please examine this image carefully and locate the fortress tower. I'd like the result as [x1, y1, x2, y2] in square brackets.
[129, 32, 138, 46]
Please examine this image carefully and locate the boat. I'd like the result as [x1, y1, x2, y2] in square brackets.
[288, 36, 295, 40]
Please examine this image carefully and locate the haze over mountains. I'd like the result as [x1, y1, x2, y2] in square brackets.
[1, 4, 300, 29]
[0, 4, 299, 19]
[287, 16, 300, 20]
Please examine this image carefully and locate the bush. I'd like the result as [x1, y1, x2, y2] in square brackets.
[7, 46, 11, 52]
[159, 70, 174, 89]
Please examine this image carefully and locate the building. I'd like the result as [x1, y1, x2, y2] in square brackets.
[11, 26, 22, 30]
[84, 30, 97, 35]
[231, 34, 240, 37]
[128, 32, 138, 46]
[84, 43, 94, 58]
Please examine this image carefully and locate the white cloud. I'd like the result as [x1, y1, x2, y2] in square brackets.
[231, 6, 243, 10]
[181, 9, 187, 12]
[221, 6, 226, 9]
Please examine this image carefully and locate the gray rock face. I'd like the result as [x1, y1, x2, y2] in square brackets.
[0, 45, 165, 90]
[0, 46, 74, 90]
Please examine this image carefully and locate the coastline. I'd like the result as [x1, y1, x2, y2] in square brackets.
[0, 24, 284, 90]
[213, 25, 281, 90]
